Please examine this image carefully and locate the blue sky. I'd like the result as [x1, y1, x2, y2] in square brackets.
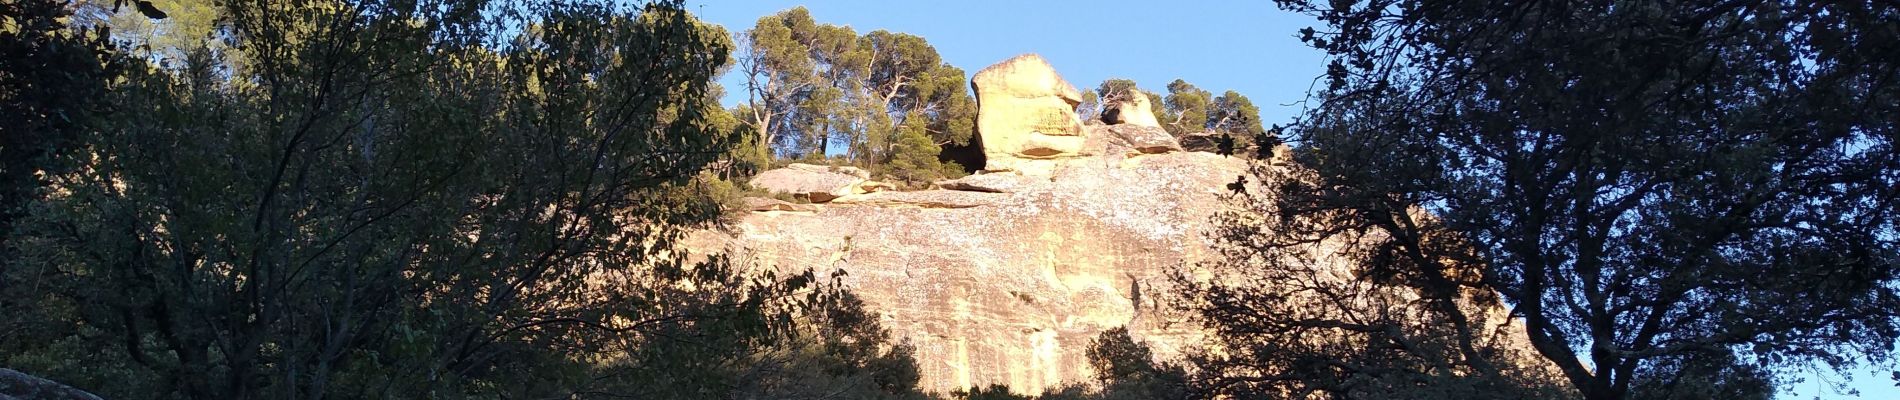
[685, 0, 1326, 125]
[681, 1, 1898, 399]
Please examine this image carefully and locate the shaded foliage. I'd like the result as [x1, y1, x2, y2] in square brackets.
[1183, 183, 1575, 398]
[1086, 327, 1190, 400]
[942, 328, 1190, 400]
[0, 0, 126, 282]
[1, 1, 930, 399]
[1189, 0, 1900, 399]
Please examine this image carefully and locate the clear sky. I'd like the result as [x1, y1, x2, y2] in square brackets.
[685, 0, 1327, 125]
[681, 1, 1897, 399]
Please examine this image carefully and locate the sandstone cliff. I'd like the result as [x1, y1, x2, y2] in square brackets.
[692, 54, 1249, 393]
[697, 149, 1242, 392]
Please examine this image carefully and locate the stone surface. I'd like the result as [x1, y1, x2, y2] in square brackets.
[741, 197, 820, 213]
[829, 190, 1003, 209]
[970, 54, 1089, 175]
[0, 369, 102, 400]
[1098, 124, 1182, 155]
[1101, 93, 1162, 128]
[697, 134, 1548, 393]
[749, 163, 876, 203]
[859, 180, 897, 193]
[1178, 130, 1224, 153]
[789, 163, 871, 179]
[694, 55, 1550, 395]
[935, 173, 1037, 193]
[693, 148, 1248, 393]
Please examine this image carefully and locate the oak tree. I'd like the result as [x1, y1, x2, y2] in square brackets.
[1190, 1, 1900, 399]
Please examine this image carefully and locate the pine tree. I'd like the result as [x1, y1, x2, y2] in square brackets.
[1209, 90, 1265, 152]
[884, 118, 953, 185]
[739, 8, 975, 177]
[1164, 79, 1213, 135]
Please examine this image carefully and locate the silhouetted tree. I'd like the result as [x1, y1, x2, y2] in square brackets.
[1087, 327, 1190, 400]
[0, 0, 125, 282]
[1208, 90, 1266, 152]
[1191, 1, 1900, 399]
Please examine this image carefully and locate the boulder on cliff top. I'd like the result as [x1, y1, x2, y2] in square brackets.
[1101, 93, 1162, 128]
[971, 54, 1089, 174]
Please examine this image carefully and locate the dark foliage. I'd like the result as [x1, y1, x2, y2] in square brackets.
[1187, 1, 1900, 399]
[0, 1, 930, 399]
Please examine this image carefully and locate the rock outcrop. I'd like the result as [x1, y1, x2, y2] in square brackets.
[749, 163, 885, 203]
[1101, 93, 1162, 128]
[970, 54, 1090, 175]
[693, 55, 1227, 393]
[695, 54, 1542, 394]
[694, 148, 1243, 393]
[1097, 124, 1182, 155]
[1178, 130, 1226, 153]
[934, 173, 1035, 193]
[828, 190, 1002, 209]
[0, 369, 102, 400]
[741, 197, 821, 213]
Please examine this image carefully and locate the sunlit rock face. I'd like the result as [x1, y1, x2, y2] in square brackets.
[694, 132, 1245, 393]
[689, 54, 1565, 394]
[1101, 93, 1162, 128]
[969, 54, 1091, 175]
[690, 55, 1253, 393]
[749, 163, 883, 203]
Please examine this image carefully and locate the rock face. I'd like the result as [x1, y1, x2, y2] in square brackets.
[828, 190, 1002, 209]
[693, 55, 1555, 394]
[1098, 125, 1182, 155]
[0, 369, 102, 400]
[1101, 93, 1162, 128]
[749, 163, 882, 203]
[1178, 130, 1226, 153]
[693, 56, 1225, 393]
[694, 148, 1243, 393]
[696, 109, 1227, 393]
[970, 54, 1089, 175]
[741, 197, 821, 213]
